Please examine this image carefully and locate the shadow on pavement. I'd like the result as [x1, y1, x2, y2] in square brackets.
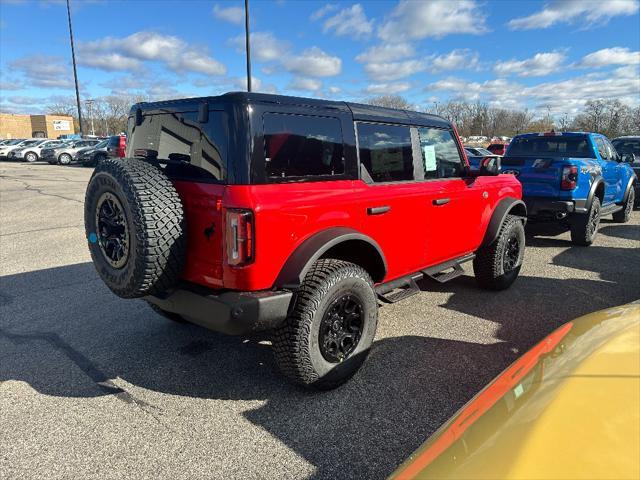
[1, 248, 638, 479]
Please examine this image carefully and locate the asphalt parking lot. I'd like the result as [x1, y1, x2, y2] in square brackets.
[1, 162, 639, 480]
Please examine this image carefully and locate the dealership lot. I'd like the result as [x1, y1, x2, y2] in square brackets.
[1, 162, 639, 479]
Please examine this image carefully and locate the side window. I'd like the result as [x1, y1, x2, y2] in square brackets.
[418, 127, 464, 178]
[595, 137, 610, 160]
[263, 113, 344, 179]
[357, 123, 414, 182]
[129, 110, 227, 182]
[604, 138, 619, 161]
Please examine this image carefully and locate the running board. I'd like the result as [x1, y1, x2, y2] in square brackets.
[601, 204, 623, 215]
[375, 254, 475, 304]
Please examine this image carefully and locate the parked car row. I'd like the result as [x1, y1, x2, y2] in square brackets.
[0, 135, 126, 166]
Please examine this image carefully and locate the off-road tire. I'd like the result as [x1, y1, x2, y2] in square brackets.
[272, 259, 378, 390]
[84, 158, 186, 298]
[570, 196, 600, 246]
[145, 301, 187, 323]
[58, 153, 72, 165]
[24, 151, 38, 162]
[612, 188, 634, 223]
[474, 214, 525, 291]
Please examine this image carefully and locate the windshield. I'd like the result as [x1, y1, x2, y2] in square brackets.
[612, 139, 640, 156]
[6, 139, 24, 145]
[477, 148, 494, 156]
[20, 140, 41, 147]
[507, 135, 593, 158]
[94, 139, 108, 148]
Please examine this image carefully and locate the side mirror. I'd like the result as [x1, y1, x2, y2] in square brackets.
[480, 156, 501, 176]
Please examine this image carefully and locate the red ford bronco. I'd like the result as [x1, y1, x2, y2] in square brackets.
[84, 92, 526, 389]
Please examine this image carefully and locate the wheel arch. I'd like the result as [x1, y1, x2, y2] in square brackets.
[274, 227, 388, 290]
[586, 176, 605, 210]
[481, 197, 527, 247]
[620, 174, 637, 204]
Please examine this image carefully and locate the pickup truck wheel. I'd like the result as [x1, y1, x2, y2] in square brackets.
[145, 301, 187, 323]
[570, 197, 600, 246]
[84, 158, 186, 298]
[272, 259, 378, 390]
[612, 188, 634, 223]
[473, 214, 525, 291]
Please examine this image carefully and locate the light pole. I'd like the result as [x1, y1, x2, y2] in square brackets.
[244, 0, 252, 92]
[66, 0, 83, 135]
[85, 99, 95, 136]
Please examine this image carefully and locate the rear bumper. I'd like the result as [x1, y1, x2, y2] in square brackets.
[145, 286, 293, 335]
[524, 198, 576, 219]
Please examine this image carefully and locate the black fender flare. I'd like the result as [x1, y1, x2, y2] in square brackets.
[273, 227, 388, 290]
[481, 197, 527, 247]
[621, 174, 637, 204]
[585, 176, 605, 211]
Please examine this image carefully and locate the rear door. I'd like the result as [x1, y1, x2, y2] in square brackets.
[594, 136, 618, 204]
[127, 108, 228, 288]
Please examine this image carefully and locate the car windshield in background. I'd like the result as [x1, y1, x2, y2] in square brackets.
[477, 148, 493, 156]
[612, 139, 640, 156]
[94, 140, 108, 148]
[507, 136, 592, 158]
[7, 139, 24, 145]
[21, 140, 41, 147]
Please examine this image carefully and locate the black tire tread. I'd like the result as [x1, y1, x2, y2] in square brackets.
[85, 158, 186, 298]
[570, 196, 600, 245]
[612, 188, 634, 223]
[474, 214, 524, 290]
[272, 259, 373, 387]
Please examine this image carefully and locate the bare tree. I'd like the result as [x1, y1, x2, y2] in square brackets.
[364, 95, 412, 109]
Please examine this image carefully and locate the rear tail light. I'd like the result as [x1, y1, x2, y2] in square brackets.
[226, 209, 254, 266]
[561, 165, 578, 190]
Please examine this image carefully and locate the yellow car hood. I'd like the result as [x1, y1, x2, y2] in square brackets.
[392, 301, 640, 480]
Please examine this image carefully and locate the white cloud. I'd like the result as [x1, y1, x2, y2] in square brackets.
[494, 51, 566, 77]
[322, 4, 373, 39]
[429, 49, 479, 72]
[310, 3, 337, 21]
[79, 53, 141, 72]
[363, 59, 424, 82]
[228, 31, 290, 62]
[577, 47, 640, 68]
[212, 4, 244, 25]
[356, 43, 414, 63]
[0, 80, 23, 91]
[327, 86, 342, 94]
[288, 77, 323, 92]
[284, 47, 341, 77]
[378, 0, 487, 41]
[79, 31, 226, 76]
[9, 54, 74, 89]
[507, 0, 639, 30]
[365, 82, 411, 94]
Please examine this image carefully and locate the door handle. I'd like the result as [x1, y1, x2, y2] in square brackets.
[433, 198, 450, 206]
[367, 206, 391, 215]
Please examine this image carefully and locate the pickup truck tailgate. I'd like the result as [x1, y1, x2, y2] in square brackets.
[501, 156, 564, 197]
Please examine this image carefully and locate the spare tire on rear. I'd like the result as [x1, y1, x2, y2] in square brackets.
[84, 158, 186, 298]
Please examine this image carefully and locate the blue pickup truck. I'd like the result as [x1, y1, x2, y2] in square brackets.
[501, 132, 637, 245]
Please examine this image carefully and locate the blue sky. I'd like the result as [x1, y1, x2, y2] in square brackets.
[1, 0, 639, 117]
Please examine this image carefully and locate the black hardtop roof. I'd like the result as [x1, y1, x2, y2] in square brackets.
[132, 92, 451, 128]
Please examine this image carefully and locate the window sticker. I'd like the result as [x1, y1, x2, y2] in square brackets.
[423, 145, 436, 171]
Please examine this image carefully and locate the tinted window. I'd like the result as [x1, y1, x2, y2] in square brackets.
[507, 136, 593, 158]
[418, 128, 463, 178]
[108, 136, 120, 147]
[595, 137, 611, 160]
[612, 139, 640, 156]
[128, 110, 227, 182]
[263, 113, 344, 179]
[357, 123, 413, 182]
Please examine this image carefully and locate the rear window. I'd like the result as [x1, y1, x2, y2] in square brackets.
[128, 110, 227, 182]
[357, 123, 414, 182]
[263, 113, 344, 180]
[507, 136, 593, 158]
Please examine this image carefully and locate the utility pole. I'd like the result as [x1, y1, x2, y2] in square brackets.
[244, 0, 252, 92]
[66, 0, 83, 135]
[85, 99, 95, 136]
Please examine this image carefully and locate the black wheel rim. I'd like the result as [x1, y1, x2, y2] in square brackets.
[588, 203, 600, 236]
[503, 234, 520, 272]
[95, 192, 129, 269]
[319, 294, 364, 363]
